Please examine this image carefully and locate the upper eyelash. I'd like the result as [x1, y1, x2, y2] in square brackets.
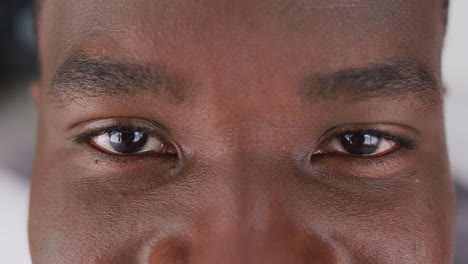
[72, 125, 158, 145]
[331, 129, 417, 149]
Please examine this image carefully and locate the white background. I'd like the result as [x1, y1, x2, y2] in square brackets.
[443, 0, 468, 187]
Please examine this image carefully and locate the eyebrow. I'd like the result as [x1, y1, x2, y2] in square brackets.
[49, 54, 442, 109]
[299, 61, 442, 107]
[49, 53, 186, 105]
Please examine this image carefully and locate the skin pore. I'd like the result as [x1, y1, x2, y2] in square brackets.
[29, 0, 454, 263]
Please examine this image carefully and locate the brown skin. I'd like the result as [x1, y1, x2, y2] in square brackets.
[29, 0, 454, 263]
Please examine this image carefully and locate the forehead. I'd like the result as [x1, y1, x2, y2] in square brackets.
[37, 0, 444, 87]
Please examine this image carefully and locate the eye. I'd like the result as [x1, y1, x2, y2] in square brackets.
[89, 128, 176, 155]
[313, 131, 401, 157]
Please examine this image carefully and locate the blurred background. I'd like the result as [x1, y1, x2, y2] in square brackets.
[0, 0, 466, 263]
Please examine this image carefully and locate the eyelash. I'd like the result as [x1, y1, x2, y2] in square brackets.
[72, 125, 161, 145]
[332, 129, 416, 149]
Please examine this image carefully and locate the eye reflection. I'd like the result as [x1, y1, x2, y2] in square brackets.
[107, 130, 149, 154]
[89, 128, 174, 155]
[340, 133, 386, 155]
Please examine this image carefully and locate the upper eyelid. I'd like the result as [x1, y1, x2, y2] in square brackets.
[331, 131, 415, 147]
[68, 117, 174, 143]
[315, 124, 418, 145]
[331, 130, 402, 142]
[320, 123, 421, 138]
[68, 117, 171, 134]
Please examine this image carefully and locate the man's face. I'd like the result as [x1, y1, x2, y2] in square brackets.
[29, 0, 454, 263]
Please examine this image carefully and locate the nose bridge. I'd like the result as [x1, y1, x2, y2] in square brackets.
[201, 118, 303, 257]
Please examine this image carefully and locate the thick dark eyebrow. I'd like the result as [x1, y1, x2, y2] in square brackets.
[50, 55, 441, 110]
[48, 53, 186, 105]
[300, 61, 442, 107]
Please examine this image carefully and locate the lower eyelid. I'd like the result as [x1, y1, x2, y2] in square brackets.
[72, 141, 179, 175]
[319, 144, 403, 160]
[310, 146, 411, 175]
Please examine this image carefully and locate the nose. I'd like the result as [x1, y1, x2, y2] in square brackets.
[147, 190, 337, 263]
[145, 126, 337, 264]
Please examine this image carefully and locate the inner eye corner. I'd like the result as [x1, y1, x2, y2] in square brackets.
[162, 143, 179, 155]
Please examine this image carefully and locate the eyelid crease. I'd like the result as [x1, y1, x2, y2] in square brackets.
[67, 116, 176, 142]
[68, 116, 165, 130]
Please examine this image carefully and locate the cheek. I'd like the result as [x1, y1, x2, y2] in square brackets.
[282, 168, 453, 263]
[28, 157, 232, 263]
[28, 150, 454, 263]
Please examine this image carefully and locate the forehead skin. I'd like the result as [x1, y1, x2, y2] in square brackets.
[37, 0, 446, 83]
[30, 0, 453, 263]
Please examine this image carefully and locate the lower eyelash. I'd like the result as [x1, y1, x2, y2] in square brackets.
[312, 144, 411, 169]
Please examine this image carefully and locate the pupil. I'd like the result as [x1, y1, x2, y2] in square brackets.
[340, 133, 381, 155]
[109, 130, 148, 154]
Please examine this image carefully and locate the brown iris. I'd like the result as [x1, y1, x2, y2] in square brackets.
[339, 133, 381, 155]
